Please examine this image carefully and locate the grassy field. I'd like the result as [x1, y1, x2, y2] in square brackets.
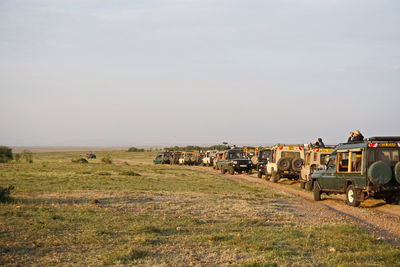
[1, 151, 400, 266]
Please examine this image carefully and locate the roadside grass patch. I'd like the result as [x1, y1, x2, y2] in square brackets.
[120, 170, 141, 176]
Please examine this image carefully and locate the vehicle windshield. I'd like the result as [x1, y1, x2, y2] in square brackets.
[320, 154, 330, 165]
[259, 150, 271, 160]
[229, 151, 244, 159]
[281, 152, 301, 159]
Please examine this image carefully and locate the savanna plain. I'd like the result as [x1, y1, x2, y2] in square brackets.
[1, 151, 400, 266]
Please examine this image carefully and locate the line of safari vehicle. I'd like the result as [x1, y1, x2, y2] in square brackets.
[154, 136, 400, 207]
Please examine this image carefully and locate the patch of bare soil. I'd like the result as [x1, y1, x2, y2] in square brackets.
[189, 166, 400, 246]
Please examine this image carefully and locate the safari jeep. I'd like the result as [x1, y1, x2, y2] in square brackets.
[153, 152, 171, 164]
[213, 151, 225, 170]
[169, 152, 182, 165]
[256, 148, 272, 178]
[265, 145, 305, 183]
[178, 152, 197, 166]
[312, 137, 400, 207]
[300, 147, 334, 190]
[202, 150, 218, 166]
[218, 149, 253, 175]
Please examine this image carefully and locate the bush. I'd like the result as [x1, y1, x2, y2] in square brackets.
[127, 147, 145, 152]
[0, 146, 13, 163]
[72, 157, 88, 163]
[120, 171, 141, 176]
[101, 154, 112, 164]
[0, 185, 14, 202]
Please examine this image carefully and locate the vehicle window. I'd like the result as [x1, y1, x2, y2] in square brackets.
[338, 152, 349, 172]
[229, 151, 244, 159]
[320, 154, 330, 165]
[376, 149, 400, 165]
[271, 151, 276, 163]
[350, 151, 362, 172]
[260, 150, 270, 160]
[313, 152, 318, 162]
[281, 152, 300, 159]
[327, 156, 337, 170]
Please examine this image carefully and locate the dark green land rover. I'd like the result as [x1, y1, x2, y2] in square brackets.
[312, 137, 400, 207]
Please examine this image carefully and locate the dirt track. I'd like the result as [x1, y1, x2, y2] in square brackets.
[188, 165, 400, 246]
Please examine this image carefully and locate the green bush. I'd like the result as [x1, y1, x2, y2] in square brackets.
[72, 157, 88, 163]
[0, 146, 13, 163]
[127, 147, 145, 152]
[101, 154, 112, 164]
[0, 185, 14, 202]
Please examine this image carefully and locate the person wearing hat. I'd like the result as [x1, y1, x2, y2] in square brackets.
[347, 131, 354, 143]
[352, 130, 364, 142]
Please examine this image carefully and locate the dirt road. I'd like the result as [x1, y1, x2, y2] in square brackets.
[188, 165, 400, 246]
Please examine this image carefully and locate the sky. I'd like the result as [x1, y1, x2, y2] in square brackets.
[0, 0, 399, 146]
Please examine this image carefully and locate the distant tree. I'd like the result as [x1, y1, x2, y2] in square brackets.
[0, 146, 13, 163]
[127, 147, 145, 152]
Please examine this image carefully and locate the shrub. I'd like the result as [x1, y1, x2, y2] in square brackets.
[0, 185, 14, 202]
[127, 147, 145, 152]
[0, 146, 13, 163]
[72, 157, 88, 163]
[120, 171, 141, 176]
[101, 154, 112, 164]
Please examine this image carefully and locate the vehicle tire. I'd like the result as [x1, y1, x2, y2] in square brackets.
[229, 167, 235, 175]
[271, 171, 279, 183]
[394, 162, 400, 185]
[368, 161, 392, 185]
[277, 158, 290, 171]
[305, 180, 313, 191]
[221, 167, 226, 174]
[247, 169, 252, 175]
[313, 181, 321, 201]
[238, 170, 242, 174]
[257, 171, 262, 178]
[300, 181, 305, 189]
[346, 184, 360, 207]
[384, 194, 399, 205]
[292, 158, 305, 172]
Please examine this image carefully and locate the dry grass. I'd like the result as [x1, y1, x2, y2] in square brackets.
[1, 151, 400, 266]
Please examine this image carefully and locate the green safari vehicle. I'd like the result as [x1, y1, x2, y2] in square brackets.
[312, 137, 400, 207]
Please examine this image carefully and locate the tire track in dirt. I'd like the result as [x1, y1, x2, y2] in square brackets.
[186, 165, 400, 246]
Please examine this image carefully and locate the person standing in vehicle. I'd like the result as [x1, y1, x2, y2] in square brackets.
[314, 138, 325, 148]
[352, 130, 364, 142]
[347, 131, 354, 143]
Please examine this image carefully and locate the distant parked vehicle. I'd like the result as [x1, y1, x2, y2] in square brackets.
[217, 149, 253, 175]
[202, 150, 218, 167]
[265, 145, 305, 183]
[153, 152, 171, 164]
[169, 152, 182, 165]
[312, 137, 400, 207]
[256, 148, 272, 178]
[86, 152, 96, 159]
[179, 152, 197, 165]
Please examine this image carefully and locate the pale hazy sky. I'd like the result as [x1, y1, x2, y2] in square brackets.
[1, 0, 399, 146]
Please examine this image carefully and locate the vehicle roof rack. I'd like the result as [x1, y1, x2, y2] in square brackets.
[366, 136, 400, 142]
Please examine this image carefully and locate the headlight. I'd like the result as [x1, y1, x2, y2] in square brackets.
[248, 161, 252, 164]
[233, 161, 238, 164]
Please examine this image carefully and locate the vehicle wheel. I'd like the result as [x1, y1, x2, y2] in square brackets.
[238, 170, 242, 174]
[271, 171, 279, 183]
[305, 180, 313, 191]
[300, 181, 305, 189]
[384, 194, 399, 205]
[246, 169, 252, 175]
[257, 171, 262, 178]
[229, 167, 235, 175]
[346, 184, 360, 207]
[313, 181, 321, 201]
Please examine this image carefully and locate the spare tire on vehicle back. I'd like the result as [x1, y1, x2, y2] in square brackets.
[368, 161, 392, 185]
[394, 162, 400, 185]
[292, 158, 305, 171]
[277, 158, 290, 171]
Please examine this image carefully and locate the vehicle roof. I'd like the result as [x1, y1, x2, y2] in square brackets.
[332, 136, 400, 153]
